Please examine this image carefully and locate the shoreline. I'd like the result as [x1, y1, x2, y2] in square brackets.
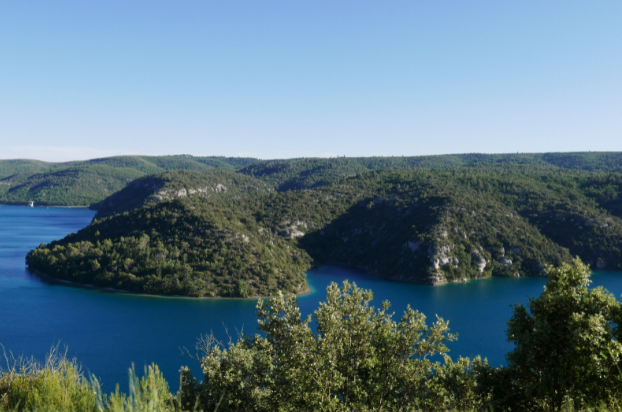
[28, 268, 313, 301]
[0, 203, 91, 209]
[25, 263, 620, 302]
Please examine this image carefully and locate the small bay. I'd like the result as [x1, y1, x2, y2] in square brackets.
[1, 205, 621, 391]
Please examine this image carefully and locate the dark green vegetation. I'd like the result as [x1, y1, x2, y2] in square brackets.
[478, 259, 622, 410]
[27, 197, 309, 297]
[5, 152, 622, 207]
[27, 155, 622, 296]
[0, 345, 173, 411]
[4, 260, 622, 411]
[0, 155, 258, 206]
[92, 170, 273, 217]
[238, 152, 622, 191]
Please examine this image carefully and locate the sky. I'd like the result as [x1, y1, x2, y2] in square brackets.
[0, 1, 621, 162]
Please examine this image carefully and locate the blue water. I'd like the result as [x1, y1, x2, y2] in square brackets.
[2, 205, 622, 392]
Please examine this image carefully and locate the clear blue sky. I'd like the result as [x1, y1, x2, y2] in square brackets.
[1, 1, 620, 161]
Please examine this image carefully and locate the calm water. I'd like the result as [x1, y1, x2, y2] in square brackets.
[2, 205, 622, 391]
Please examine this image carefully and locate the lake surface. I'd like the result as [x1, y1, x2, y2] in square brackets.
[2, 205, 622, 391]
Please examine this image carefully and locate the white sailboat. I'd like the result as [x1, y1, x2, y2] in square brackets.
[28, 201, 34, 207]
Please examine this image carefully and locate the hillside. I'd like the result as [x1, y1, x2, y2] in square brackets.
[238, 152, 622, 191]
[26, 166, 622, 297]
[0, 155, 258, 206]
[4, 152, 622, 206]
[26, 197, 309, 297]
[92, 170, 272, 217]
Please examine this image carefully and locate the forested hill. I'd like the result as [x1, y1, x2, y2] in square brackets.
[92, 170, 272, 217]
[27, 167, 622, 297]
[238, 152, 622, 191]
[3, 152, 622, 206]
[0, 155, 258, 206]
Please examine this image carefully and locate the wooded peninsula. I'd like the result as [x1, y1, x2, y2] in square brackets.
[12, 152, 622, 298]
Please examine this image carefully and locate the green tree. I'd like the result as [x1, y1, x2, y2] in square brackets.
[476, 258, 622, 410]
[182, 281, 485, 411]
[236, 280, 250, 298]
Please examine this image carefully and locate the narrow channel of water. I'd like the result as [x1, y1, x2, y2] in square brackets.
[1, 205, 621, 390]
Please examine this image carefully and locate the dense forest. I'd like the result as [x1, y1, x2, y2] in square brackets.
[0, 155, 258, 206]
[4, 152, 622, 206]
[27, 197, 309, 297]
[26, 159, 622, 297]
[92, 170, 273, 217]
[237, 152, 622, 191]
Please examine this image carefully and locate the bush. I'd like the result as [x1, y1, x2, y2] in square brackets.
[476, 258, 622, 410]
[180, 281, 486, 411]
[0, 345, 97, 412]
[6, 260, 622, 411]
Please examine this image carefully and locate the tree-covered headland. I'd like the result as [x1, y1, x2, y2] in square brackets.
[26, 162, 622, 297]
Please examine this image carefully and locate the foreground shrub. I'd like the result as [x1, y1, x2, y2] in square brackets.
[105, 364, 175, 412]
[476, 258, 622, 411]
[180, 280, 487, 411]
[0, 345, 97, 412]
[5, 259, 622, 411]
[0, 352, 181, 412]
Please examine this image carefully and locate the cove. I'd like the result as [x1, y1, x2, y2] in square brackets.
[2, 205, 622, 391]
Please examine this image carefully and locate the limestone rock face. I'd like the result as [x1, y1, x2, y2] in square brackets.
[499, 257, 513, 268]
[288, 229, 305, 239]
[473, 255, 488, 272]
[149, 186, 211, 200]
[428, 244, 458, 269]
[279, 221, 307, 239]
[188, 188, 210, 195]
[584, 219, 611, 229]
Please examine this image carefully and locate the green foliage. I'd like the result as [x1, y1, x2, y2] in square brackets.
[93, 170, 271, 218]
[104, 365, 175, 412]
[0, 349, 186, 412]
[181, 281, 485, 411]
[5, 152, 622, 207]
[235, 281, 250, 298]
[0, 156, 258, 207]
[476, 259, 622, 410]
[0, 345, 98, 411]
[27, 166, 622, 296]
[6, 264, 622, 410]
[27, 197, 310, 298]
[238, 152, 622, 192]
[299, 169, 577, 283]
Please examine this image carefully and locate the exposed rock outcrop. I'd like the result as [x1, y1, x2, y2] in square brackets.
[499, 257, 513, 268]
[428, 244, 459, 269]
[473, 255, 488, 272]
[279, 220, 307, 239]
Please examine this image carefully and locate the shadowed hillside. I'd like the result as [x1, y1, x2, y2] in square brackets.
[26, 166, 622, 297]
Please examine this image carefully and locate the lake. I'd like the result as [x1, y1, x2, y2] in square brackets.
[2, 205, 622, 392]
